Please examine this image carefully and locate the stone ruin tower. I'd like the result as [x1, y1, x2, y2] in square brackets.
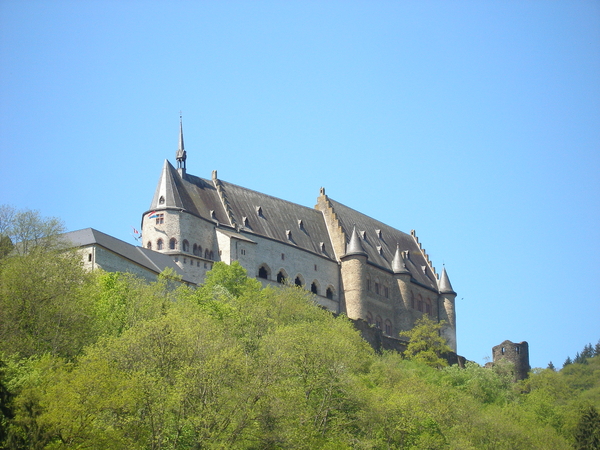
[492, 340, 531, 381]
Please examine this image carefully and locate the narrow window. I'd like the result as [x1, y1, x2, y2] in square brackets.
[147, 241, 152, 249]
[88, 253, 92, 262]
[182, 240, 189, 252]
[311, 282, 318, 294]
[376, 316, 382, 329]
[258, 266, 268, 279]
[157, 239, 163, 250]
[385, 320, 392, 336]
[209, 251, 214, 260]
[314, 264, 317, 271]
[295, 276, 302, 287]
[159, 196, 165, 205]
[281, 253, 285, 260]
[384, 286, 389, 298]
[204, 249, 209, 258]
[367, 278, 371, 291]
[326, 287, 333, 300]
[156, 213, 164, 225]
[375, 283, 380, 295]
[277, 271, 286, 284]
[169, 238, 177, 250]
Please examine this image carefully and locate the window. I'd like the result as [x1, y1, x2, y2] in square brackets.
[375, 316, 382, 329]
[240, 249, 246, 255]
[193, 244, 198, 255]
[183, 258, 187, 263]
[147, 241, 152, 249]
[169, 238, 177, 250]
[295, 276, 302, 287]
[367, 278, 371, 291]
[411, 292, 415, 309]
[375, 283, 380, 295]
[277, 271, 286, 284]
[311, 282, 318, 294]
[182, 240, 189, 252]
[417, 294, 423, 312]
[425, 301, 431, 315]
[326, 287, 334, 300]
[258, 265, 269, 279]
[385, 320, 392, 336]
[88, 253, 92, 262]
[281, 253, 285, 260]
[384, 286, 389, 298]
[204, 249, 209, 259]
[197, 261, 200, 267]
[157, 239, 163, 250]
[314, 264, 317, 271]
[156, 213, 164, 225]
[159, 196, 165, 205]
[209, 251, 214, 260]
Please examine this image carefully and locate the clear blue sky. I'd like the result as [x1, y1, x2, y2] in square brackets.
[1, 0, 599, 369]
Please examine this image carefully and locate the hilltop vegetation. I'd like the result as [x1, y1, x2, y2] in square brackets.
[0, 208, 598, 449]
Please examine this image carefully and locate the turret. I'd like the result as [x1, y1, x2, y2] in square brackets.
[438, 266, 457, 352]
[492, 340, 530, 381]
[175, 114, 187, 177]
[340, 226, 368, 319]
[392, 243, 413, 330]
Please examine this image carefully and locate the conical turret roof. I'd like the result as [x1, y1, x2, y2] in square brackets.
[392, 243, 410, 274]
[344, 226, 367, 258]
[149, 160, 185, 210]
[439, 266, 456, 295]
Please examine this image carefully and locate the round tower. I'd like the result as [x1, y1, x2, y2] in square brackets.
[392, 243, 413, 331]
[340, 226, 368, 319]
[438, 267, 457, 352]
[492, 340, 530, 381]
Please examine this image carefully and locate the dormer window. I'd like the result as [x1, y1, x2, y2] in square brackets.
[243, 216, 250, 227]
[377, 245, 383, 255]
[286, 230, 292, 240]
[256, 206, 263, 217]
[376, 229, 382, 239]
[319, 242, 326, 252]
[298, 219, 304, 230]
[360, 230, 367, 240]
[210, 210, 216, 220]
[159, 196, 165, 205]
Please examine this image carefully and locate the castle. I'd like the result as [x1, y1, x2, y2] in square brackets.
[140, 119, 458, 352]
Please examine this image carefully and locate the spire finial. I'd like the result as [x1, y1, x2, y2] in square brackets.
[176, 112, 187, 173]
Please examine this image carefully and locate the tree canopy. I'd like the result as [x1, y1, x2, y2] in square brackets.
[0, 224, 598, 449]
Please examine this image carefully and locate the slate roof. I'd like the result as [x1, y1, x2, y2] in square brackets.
[63, 228, 195, 284]
[149, 161, 229, 225]
[326, 198, 439, 291]
[217, 179, 336, 260]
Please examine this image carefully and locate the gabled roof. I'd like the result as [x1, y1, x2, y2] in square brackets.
[217, 179, 336, 260]
[326, 198, 438, 290]
[63, 228, 195, 284]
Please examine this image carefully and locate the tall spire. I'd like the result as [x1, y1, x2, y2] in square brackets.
[175, 112, 187, 174]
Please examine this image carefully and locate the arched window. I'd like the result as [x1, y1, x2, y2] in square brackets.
[417, 294, 423, 312]
[425, 299, 431, 315]
[147, 241, 152, 249]
[209, 251, 214, 260]
[159, 196, 165, 205]
[385, 320, 392, 336]
[169, 238, 177, 250]
[277, 271, 286, 284]
[192, 244, 197, 255]
[204, 249, 209, 259]
[157, 239, 163, 250]
[295, 276, 302, 287]
[258, 265, 269, 280]
[411, 292, 415, 309]
[366, 311, 373, 325]
[366, 277, 371, 291]
[311, 281, 318, 294]
[326, 287, 334, 300]
[375, 316, 382, 329]
[182, 240, 189, 252]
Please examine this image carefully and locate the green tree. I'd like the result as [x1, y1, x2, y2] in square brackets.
[400, 315, 452, 369]
[574, 405, 600, 450]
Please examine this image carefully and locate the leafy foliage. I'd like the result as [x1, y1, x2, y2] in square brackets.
[400, 315, 452, 369]
[1, 243, 598, 449]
